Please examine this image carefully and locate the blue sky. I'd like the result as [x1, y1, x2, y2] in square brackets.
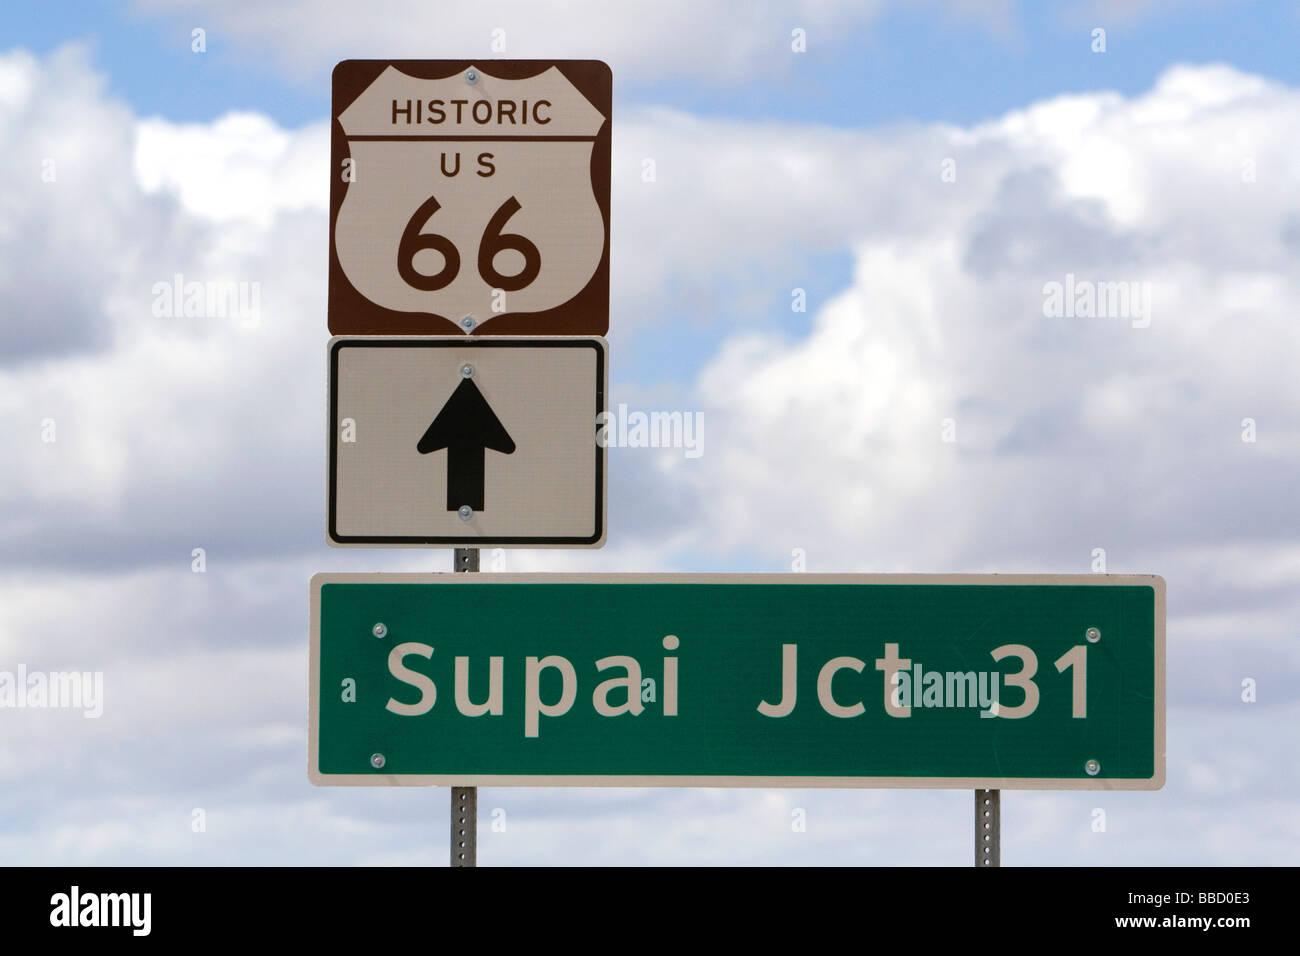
[1, 0, 1298, 866]
[4, 1, 1299, 127]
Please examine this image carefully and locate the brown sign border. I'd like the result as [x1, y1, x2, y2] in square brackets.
[329, 59, 612, 335]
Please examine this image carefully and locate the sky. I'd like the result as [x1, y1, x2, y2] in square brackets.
[0, 0, 1298, 865]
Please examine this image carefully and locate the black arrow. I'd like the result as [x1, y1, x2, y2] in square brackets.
[417, 378, 516, 512]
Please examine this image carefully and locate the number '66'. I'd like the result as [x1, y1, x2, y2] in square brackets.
[398, 195, 541, 293]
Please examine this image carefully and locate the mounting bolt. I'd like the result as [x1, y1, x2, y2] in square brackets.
[465, 68, 479, 85]
[1086, 627, 1101, 643]
[370, 753, 387, 770]
[460, 315, 476, 332]
[458, 505, 473, 521]
[460, 363, 474, 379]
[1085, 759, 1101, 776]
[372, 623, 387, 639]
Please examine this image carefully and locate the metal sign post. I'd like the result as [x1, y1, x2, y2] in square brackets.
[976, 789, 1000, 866]
[451, 547, 478, 867]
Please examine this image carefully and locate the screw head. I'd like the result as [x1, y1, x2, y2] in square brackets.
[1085, 758, 1101, 776]
[460, 315, 476, 331]
[460, 363, 474, 379]
[370, 753, 386, 770]
[1086, 627, 1101, 643]
[458, 505, 473, 521]
[372, 623, 387, 639]
[466, 69, 479, 84]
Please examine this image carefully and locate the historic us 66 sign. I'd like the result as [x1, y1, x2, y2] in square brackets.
[329, 60, 611, 336]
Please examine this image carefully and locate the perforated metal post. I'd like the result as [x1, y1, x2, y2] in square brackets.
[452, 548, 479, 867]
[976, 789, 1000, 866]
[451, 785, 477, 867]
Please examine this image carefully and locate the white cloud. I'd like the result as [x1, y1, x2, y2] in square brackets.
[0, 45, 145, 362]
[132, 0, 1015, 84]
[1061, 0, 1245, 29]
[135, 112, 328, 227]
[661, 61, 1300, 581]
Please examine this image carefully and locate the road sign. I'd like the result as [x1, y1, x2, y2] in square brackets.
[328, 337, 606, 547]
[309, 573, 1165, 789]
[329, 59, 611, 336]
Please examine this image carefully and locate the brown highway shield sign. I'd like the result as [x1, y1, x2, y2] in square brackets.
[329, 59, 611, 335]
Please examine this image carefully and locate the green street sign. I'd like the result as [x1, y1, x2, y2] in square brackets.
[309, 573, 1165, 789]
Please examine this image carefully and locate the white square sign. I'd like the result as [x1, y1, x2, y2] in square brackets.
[328, 337, 606, 547]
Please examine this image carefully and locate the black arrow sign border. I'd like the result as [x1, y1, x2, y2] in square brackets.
[328, 338, 605, 547]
